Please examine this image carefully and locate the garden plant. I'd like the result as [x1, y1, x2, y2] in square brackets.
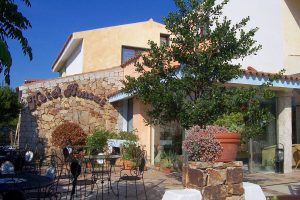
[51, 121, 87, 148]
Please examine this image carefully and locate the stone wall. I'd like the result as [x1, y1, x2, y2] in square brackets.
[182, 161, 244, 200]
[18, 67, 123, 151]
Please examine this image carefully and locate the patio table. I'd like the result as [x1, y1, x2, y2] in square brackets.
[243, 182, 266, 200]
[84, 154, 121, 165]
[162, 189, 202, 200]
[0, 172, 53, 192]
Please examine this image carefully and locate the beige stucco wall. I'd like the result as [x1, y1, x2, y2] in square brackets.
[123, 57, 143, 79]
[282, 0, 300, 74]
[132, 97, 151, 160]
[72, 19, 169, 73]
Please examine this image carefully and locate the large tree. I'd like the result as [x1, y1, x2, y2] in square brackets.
[0, 86, 22, 127]
[123, 0, 276, 138]
[0, 0, 32, 85]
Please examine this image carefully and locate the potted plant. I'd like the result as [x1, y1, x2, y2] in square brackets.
[213, 113, 246, 161]
[86, 128, 117, 155]
[159, 151, 176, 173]
[121, 142, 144, 170]
[160, 158, 174, 173]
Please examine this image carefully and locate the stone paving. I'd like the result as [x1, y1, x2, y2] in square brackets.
[244, 168, 300, 198]
[57, 167, 183, 200]
[2, 166, 300, 199]
[60, 167, 300, 199]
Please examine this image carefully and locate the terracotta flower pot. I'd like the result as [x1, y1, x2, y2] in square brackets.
[215, 132, 241, 162]
[122, 160, 134, 170]
[160, 167, 173, 174]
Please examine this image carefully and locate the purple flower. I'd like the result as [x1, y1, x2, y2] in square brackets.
[182, 125, 224, 162]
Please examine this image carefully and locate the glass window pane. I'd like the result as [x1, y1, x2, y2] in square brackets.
[127, 98, 133, 132]
[160, 35, 169, 46]
[122, 48, 136, 64]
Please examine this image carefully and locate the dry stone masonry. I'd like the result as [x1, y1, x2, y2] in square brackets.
[18, 67, 124, 151]
[182, 161, 244, 200]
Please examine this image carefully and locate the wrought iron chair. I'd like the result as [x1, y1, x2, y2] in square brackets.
[89, 155, 115, 199]
[116, 151, 147, 200]
[24, 154, 63, 199]
[67, 158, 99, 199]
[22, 149, 37, 173]
[68, 160, 82, 200]
[61, 147, 74, 177]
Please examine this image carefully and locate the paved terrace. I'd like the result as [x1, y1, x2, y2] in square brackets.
[55, 167, 300, 199]
[1, 167, 299, 199]
[244, 169, 300, 198]
[56, 167, 183, 200]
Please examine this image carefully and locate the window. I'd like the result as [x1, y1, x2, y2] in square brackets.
[160, 34, 170, 46]
[121, 99, 133, 132]
[122, 46, 145, 64]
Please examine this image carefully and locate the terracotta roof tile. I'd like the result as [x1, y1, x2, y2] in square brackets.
[107, 89, 125, 98]
[241, 66, 300, 81]
[24, 79, 44, 84]
[109, 66, 300, 99]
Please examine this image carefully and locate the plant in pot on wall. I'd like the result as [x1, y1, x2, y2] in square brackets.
[182, 125, 223, 163]
[213, 113, 244, 161]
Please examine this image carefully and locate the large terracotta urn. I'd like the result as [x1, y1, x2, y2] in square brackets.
[215, 132, 241, 162]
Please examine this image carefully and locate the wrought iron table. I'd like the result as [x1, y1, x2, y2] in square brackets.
[0, 173, 53, 192]
[83, 154, 121, 199]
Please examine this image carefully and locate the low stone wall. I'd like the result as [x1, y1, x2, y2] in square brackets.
[182, 161, 244, 200]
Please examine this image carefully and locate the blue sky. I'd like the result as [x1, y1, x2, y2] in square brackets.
[4, 0, 177, 88]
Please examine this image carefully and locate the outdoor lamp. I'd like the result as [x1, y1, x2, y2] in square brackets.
[275, 143, 284, 173]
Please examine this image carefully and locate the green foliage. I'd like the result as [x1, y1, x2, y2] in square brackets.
[266, 196, 278, 200]
[86, 128, 117, 154]
[222, 86, 275, 139]
[160, 151, 176, 168]
[86, 129, 139, 155]
[121, 143, 143, 161]
[214, 112, 245, 133]
[160, 159, 173, 168]
[123, 0, 277, 138]
[118, 131, 139, 141]
[264, 159, 274, 166]
[0, 86, 22, 127]
[0, 0, 32, 85]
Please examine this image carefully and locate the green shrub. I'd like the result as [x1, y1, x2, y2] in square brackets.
[86, 128, 117, 154]
[214, 112, 245, 133]
[118, 131, 139, 141]
[160, 158, 173, 168]
[121, 143, 143, 161]
[160, 151, 176, 168]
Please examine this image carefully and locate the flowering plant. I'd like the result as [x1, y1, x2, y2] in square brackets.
[182, 125, 224, 162]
